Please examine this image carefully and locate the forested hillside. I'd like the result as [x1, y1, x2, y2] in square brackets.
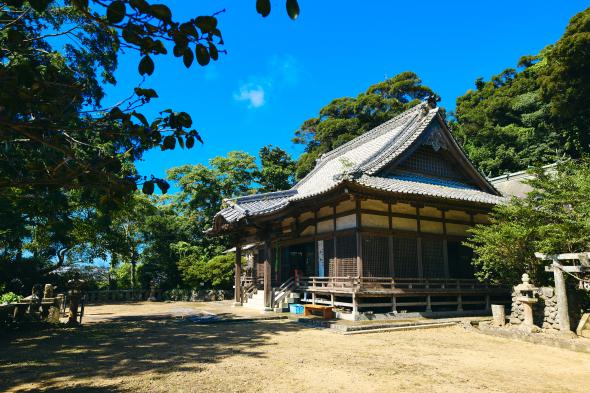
[452, 7, 590, 177]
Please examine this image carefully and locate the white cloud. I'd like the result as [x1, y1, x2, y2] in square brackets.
[233, 54, 300, 109]
[233, 84, 266, 108]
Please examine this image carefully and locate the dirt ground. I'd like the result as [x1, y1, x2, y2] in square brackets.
[1, 301, 589, 393]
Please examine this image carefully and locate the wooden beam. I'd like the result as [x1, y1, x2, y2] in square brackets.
[263, 239, 272, 309]
[356, 197, 363, 276]
[234, 244, 242, 306]
[388, 202, 394, 277]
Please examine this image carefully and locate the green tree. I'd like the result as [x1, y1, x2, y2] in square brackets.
[452, 59, 563, 177]
[176, 250, 243, 289]
[258, 145, 295, 192]
[453, 7, 590, 177]
[466, 160, 590, 285]
[293, 71, 436, 179]
[167, 151, 258, 284]
[540, 6, 590, 156]
[0, 0, 298, 288]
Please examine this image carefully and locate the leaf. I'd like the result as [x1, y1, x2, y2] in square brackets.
[162, 135, 176, 150]
[176, 135, 185, 149]
[122, 24, 141, 45]
[195, 44, 210, 66]
[148, 4, 172, 23]
[5, 0, 24, 8]
[195, 16, 217, 33]
[142, 181, 155, 195]
[177, 112, 192, 128]
[107, 1, 126, 24]
[138, 55, 154, 76]
[286, 0, 300, 20]
[183, 48, 194, 68]
[173, 45, 184, 58]
[132, 112, 149, 127]
[72, 0, 88, 10]
[134, 87, 158, 99]
[129, 0, 149, 12]
[179, 22, 199, 38]
[256, 0, 271, 17]
[209, 43, 219, 61]
[186, 136, 195, 149]
[28, 0, 51, 12]
[109, 107, 125, 119]
[156, 180, 170, 194]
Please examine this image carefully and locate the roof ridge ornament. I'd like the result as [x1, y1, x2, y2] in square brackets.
[427, 94, 439, 109]
[424, 124, 447, 151]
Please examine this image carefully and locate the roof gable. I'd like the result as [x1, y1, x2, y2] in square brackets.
[374, 116, 497, 193]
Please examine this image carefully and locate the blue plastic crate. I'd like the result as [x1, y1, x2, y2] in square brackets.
[289, 303, 304, 314]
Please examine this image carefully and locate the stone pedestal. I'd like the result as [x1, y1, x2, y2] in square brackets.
[491, 304, 506, 327]
[517, 296, 538, 330]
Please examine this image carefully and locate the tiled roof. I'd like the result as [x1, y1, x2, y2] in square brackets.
[356, 175, 506, 205]
[218, 190, 296, 222]
[210, 102, 502, 231]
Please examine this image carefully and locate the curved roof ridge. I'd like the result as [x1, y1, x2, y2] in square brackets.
[364, 108, 438, 175]
[350, 107, 437, 175]
[293, 102, 427, 191]
[226, 189, 298, 204]
[318, 102, 426, 162]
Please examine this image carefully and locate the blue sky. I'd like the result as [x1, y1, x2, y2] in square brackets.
[102, 0, 588, 184]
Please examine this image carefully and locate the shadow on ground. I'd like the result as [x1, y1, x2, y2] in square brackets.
[0, 314, 305, 392]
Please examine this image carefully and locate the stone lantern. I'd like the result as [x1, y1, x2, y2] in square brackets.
[514, 273, 539, 332]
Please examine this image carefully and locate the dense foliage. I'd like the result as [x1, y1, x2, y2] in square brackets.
[0, 1, 298, 293]
[453, 7, 590, 177]
[292, 72, 436, 179]
[466, 160, 590, 285]
[3, 3, 590, 294]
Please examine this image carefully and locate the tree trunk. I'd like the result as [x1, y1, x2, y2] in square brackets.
[130, 260, 136, 290]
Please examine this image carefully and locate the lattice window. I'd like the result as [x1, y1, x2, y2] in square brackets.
[330, 235, 357, 277]
[422, 238, 445, 278]
[362, 236, 390, 277]
[393, 237, 418, 278]
[397, 146, 466, 181]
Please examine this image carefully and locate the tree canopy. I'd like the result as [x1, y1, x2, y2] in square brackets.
[292, 71, 436, 179]
[452, 7, 590, 177]
[466, 160, 590, 285]
[0, 0, 299, 291]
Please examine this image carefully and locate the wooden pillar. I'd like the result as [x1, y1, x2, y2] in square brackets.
[553, 260, 571, 332]
[264, 239, 272, 309]
[392, 295, 397, 313]
[416, 205, 423, 279]
[234, 244, 242, 306]
[416, 238, 423, 278]
[442, 210, 450, 278]
[388, 202, 394, 277]
[355, 197, 363, 277]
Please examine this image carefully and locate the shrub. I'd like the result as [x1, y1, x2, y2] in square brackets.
[1, 292, 23, 304]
